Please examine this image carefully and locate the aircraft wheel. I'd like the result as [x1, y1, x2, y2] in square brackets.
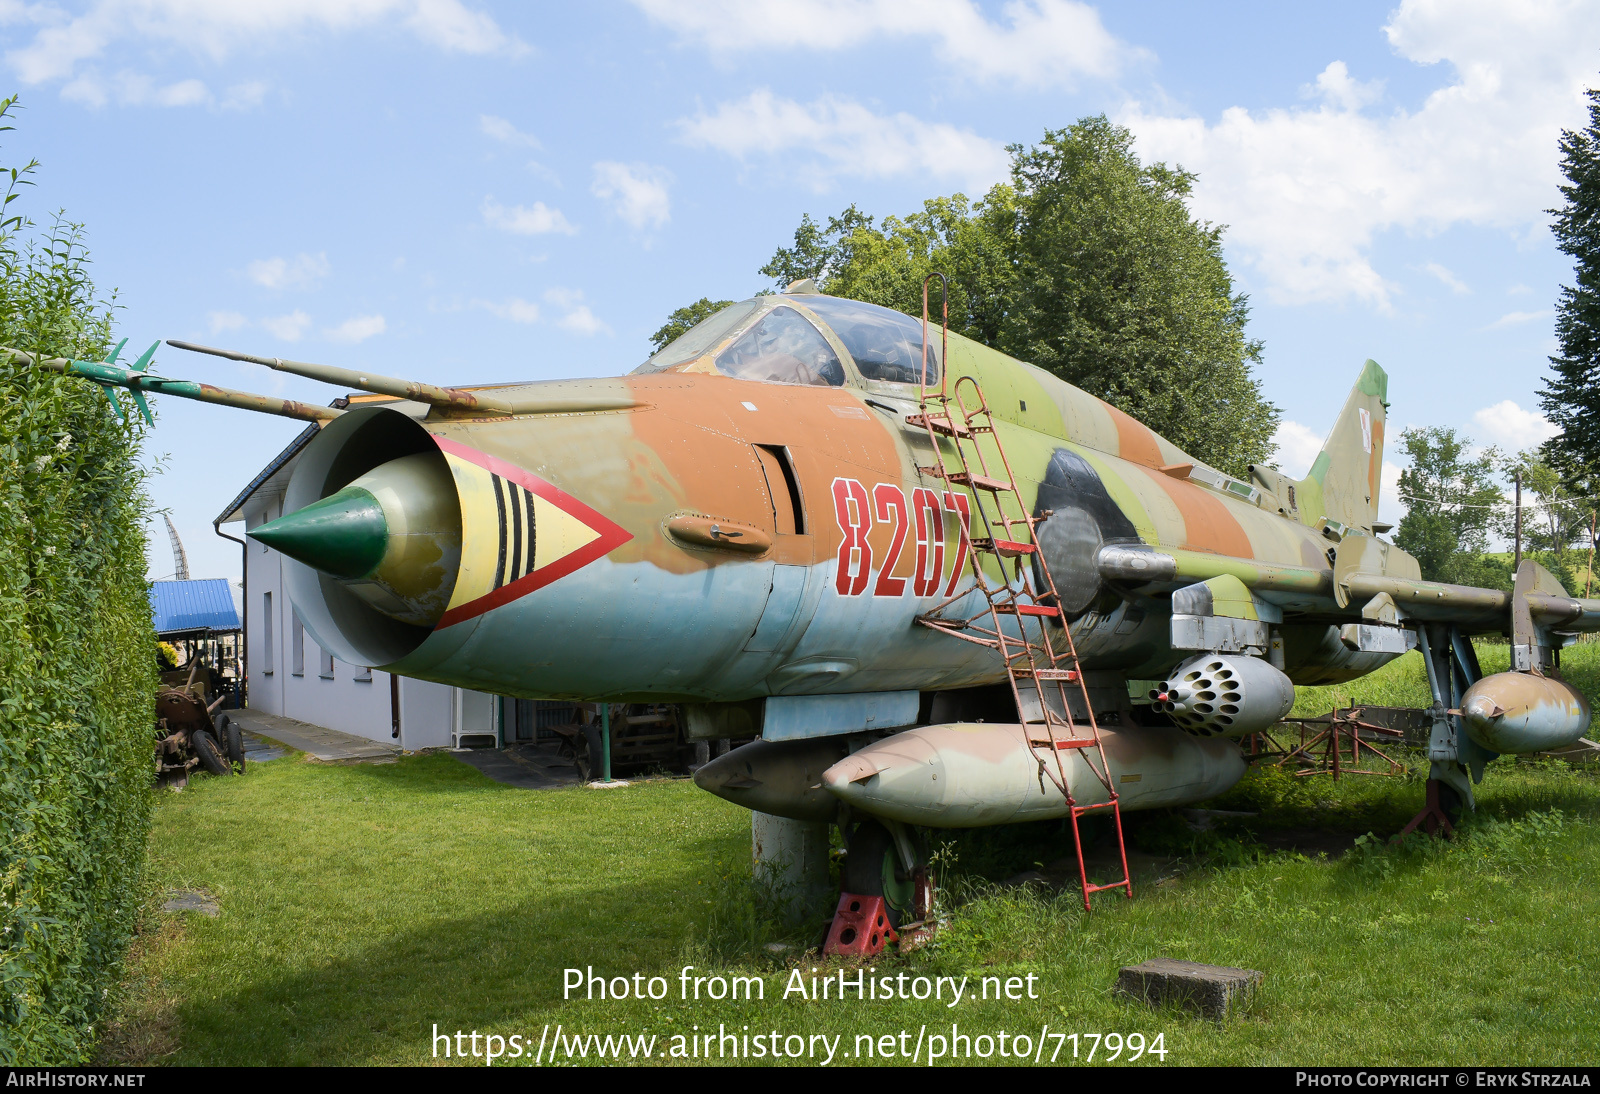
[192, 730, 231, 777]
[218, 714, 246, 775]
[843, 819, 915, 927]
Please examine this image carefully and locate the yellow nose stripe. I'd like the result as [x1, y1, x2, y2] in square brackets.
[432, 434, 631, 628]
[533, 490, 601, 574]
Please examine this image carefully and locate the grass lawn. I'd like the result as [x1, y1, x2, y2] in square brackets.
[100, 645, 1600, 1067]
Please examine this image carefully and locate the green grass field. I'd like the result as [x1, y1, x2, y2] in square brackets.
[99, 647, 1600, 1067]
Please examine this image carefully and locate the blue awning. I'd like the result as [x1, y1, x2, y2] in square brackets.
[150, 579, 241, 636]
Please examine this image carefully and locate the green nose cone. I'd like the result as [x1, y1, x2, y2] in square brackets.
[249, 486, 389, 579]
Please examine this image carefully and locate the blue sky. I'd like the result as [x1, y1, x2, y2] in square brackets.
[1, 0, 1593, 584]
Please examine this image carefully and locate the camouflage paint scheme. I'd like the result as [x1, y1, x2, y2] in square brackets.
[285, 291, 1432, 706]
[21, 289, 1600, 835]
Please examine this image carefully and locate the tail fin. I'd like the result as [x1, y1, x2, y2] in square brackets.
[1299, 360, 1387, 534]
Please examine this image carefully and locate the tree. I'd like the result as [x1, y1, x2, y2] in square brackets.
[1003, 120, 1275, 476]
[1498, 451, 1591, 594]
[1394, 427, 1509, 589]
[760, 194, 1019, 348]
[648, 297, 732, 354]
[1540, 86, 1600, 491]
[759, 117, 1279, 478]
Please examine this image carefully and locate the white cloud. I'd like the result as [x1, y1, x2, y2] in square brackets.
[591, 161, 671, 229]
[1306, 60, 1383, 112]
[1486, 309, 1550, 329]
[246, 252, 330, 291]
[207, 310, 247, 333]
[630, 0, 1136, 89]
[61, 69, 211, 108]
[1424, 262, 1470, 294]
[260, 310, 311, 342]
[479, 114, 540, 148]
[544, 288, 609, 336]
[153, 76, 206, 105]
[1472, 399, 1559, 450]
[677, 90, 1009, 191]
[524, 160, 562, 187]
[481, 196, 577, 236]
[221, 80, 268, 110]
[475, 298, 541, 324]
[404, 0, 520, 54]
[7, 0, 524, 90]
[1120, 0, 1600, 308]
[1378, 460, 1405, 533]
[1270, 420, 1325, 479]
[326, 314, 387, 344]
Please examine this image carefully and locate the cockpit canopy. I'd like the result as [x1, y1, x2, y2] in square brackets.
[634, 293, 942, 389]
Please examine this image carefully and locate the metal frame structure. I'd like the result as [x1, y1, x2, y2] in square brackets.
[907, 274, 1131, 911]
[1269, 710, 1408, 780]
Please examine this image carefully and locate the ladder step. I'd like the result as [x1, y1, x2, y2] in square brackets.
[945, 470, 1012, 493]
[970, 538, 1035, 557]
[994, 603, 1060, 617]
[1019, 668, 1078, 681]
[1084, 880, 1133, 895]
[904, 413, 973, 439]
[1029, 738, 1099, 750]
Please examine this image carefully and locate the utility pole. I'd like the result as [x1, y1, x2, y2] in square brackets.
[1514, 471, 1523, 572]
[1587, 510, 1596, 599]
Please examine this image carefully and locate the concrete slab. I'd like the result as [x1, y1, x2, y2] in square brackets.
[240, 732, 287, 763]
[228, 709, 401, 764]
[163, 889, 219, 916]
[1116, 957, 1263, 1019]
[452, 742, 585, 790]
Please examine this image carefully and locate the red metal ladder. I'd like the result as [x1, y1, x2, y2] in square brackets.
[905, 274, 1132, 912]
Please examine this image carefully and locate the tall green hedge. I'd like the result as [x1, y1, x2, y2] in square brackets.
[0, 99, 155, 1064]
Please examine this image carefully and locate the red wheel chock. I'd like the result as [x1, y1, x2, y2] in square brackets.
[822, 893, 898, 956]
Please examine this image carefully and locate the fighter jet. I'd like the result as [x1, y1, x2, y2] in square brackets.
[14, 278, 1596, 942]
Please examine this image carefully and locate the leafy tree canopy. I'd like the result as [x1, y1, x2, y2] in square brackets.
[648, 297, 732, 355]
[1394, 427, 1510, 589]
[1498, 450, 1594, 594]
[755, 117, 1280, 478]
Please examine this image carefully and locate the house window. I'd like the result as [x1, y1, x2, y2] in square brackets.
[320, 648, 334, 680]
[292, 613, 305, 676]
[355, 666, 373, 682]
[262, 592, 274, 674]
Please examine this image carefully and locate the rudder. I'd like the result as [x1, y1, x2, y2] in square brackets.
[1296, 360, 1387, 534]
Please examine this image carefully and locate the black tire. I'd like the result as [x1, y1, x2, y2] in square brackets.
[843, 820, 911, 926]
[192, 729, 231, 777]
[218, 714, 246, 774]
